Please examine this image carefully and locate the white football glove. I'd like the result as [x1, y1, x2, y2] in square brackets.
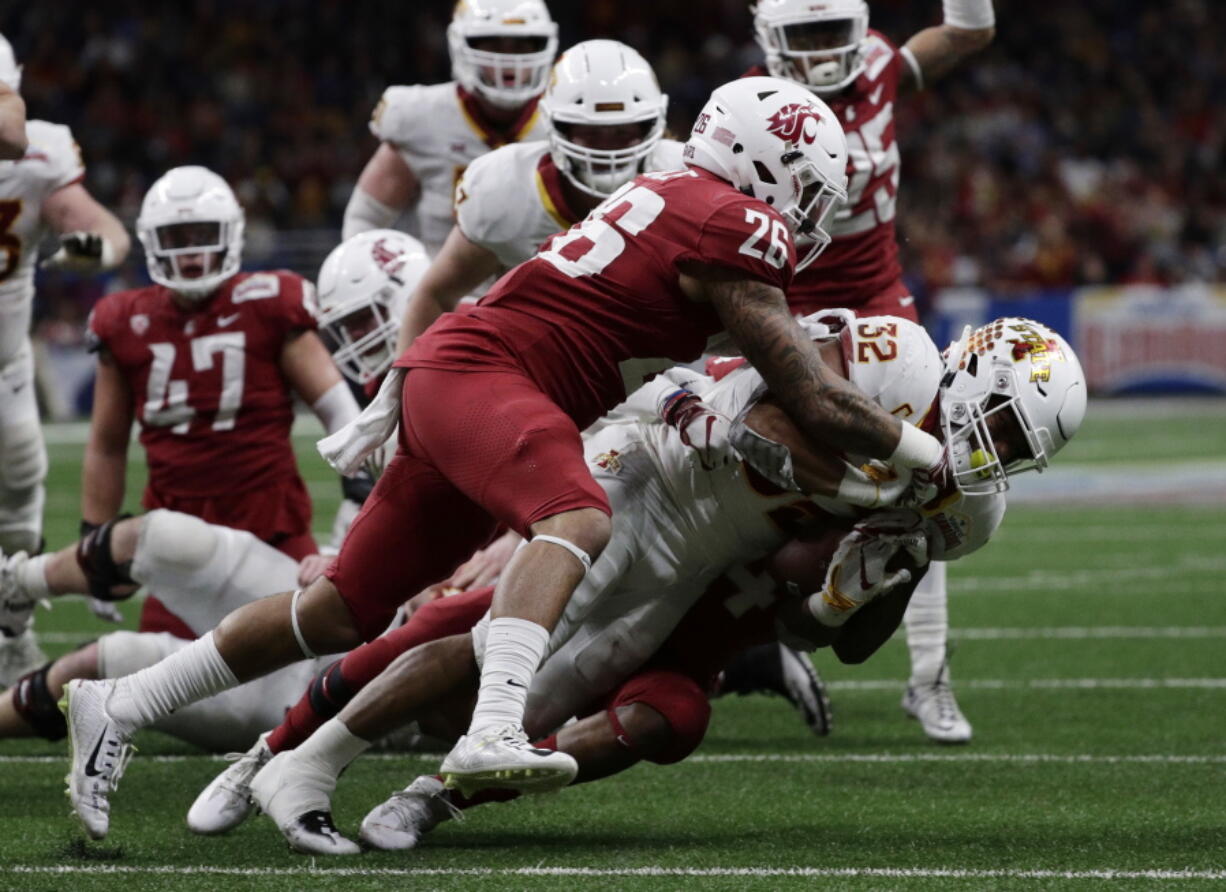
[660, 388, 739, 471]
[40, 232, 117, 274]
[806, 525, 929, 627]
[836, 460, 913, 508]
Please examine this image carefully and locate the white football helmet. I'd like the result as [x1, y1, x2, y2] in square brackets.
[940, 318, 1087, 494]
[540, 40, 668, 199]
[448, 0, 558, 110]
[0, 34, 21, 92]
[684, 76, 848, 271]
[753, 0, 869, 96]
[316, 230, 430, 386]
[136, 166, 244, 301]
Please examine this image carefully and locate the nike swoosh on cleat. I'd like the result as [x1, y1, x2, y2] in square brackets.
[84, 731, 108, 778]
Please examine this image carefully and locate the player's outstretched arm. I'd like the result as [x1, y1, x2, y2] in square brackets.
[81, 350, 135, 527]
[40, 184, 131, 273]
[695, 269, 940, 468]
[901, 0, 995, 91]
[342, 143, 420, 240]
[281, 329, 360, 433]
[0, 82, 26, 160]
[393, 225, 502, 354]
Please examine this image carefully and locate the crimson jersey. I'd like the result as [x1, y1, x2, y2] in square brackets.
[748, 29, 908, 313]
[400, 167, 795, 430]
[88, 271, 318, 500]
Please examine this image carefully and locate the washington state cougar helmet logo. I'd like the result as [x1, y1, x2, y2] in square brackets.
[370, 237, 405, 277]
[766, 103, 824, 145]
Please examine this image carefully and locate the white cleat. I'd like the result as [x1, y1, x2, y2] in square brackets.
[186, 732, 273, 835]
[902, 677, 973, 744]
[359, 775, 460, 851]
[61, 679, 134, 840]
[440, 724, 577, 797]
[248, 751, 359, 855]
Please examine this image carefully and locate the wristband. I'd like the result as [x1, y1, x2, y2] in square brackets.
[943, 0, 995, 29]
[888, 422, 943, 470]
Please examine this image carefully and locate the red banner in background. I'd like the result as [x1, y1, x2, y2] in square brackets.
[1074, 286, 1226, 394]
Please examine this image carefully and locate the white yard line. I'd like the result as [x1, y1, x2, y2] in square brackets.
[950, 557, 1226, 593]
[3, 865, 1225, 881]
[829, 678, 1226, 691]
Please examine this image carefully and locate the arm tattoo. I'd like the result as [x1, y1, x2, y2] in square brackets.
[710, 277, 903, 459]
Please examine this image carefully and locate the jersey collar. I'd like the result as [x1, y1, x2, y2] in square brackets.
[534, 153, 581, 231]
[456, 86, 542, 149]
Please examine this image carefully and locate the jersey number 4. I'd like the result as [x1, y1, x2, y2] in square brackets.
[144, 333, 246, 434]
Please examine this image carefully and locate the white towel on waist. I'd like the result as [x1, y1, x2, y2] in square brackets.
[317, 368, 406, 476]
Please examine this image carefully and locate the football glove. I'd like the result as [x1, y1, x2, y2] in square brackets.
[41, 232, 117, 274]
[660, 388, 738, 471]
[806, 525, 928, 628]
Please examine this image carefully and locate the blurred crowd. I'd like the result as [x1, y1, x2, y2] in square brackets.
[7, 0, 1224, 336]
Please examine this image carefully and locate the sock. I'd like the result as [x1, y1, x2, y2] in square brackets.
[903, 561, 949, 687]
[266, 602, 471, 754]
[294, 716, 371, 779]
[17, 553, 51, 599]
[107, 631, 238, 734]
[467, 616, 549, 734]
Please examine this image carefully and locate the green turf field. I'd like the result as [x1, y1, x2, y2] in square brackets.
[3, 400, 1225, 889]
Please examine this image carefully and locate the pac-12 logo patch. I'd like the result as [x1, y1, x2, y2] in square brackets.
[766, 103, 824, 145]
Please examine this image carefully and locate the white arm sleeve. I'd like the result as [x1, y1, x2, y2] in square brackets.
[311, 380, 361, 436]
[943, 0, 995, 28]
[342, 186, 400, 240]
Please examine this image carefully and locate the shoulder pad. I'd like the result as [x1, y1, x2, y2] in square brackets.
[23, 120, 85, 190]
[370, 84, 431, 145]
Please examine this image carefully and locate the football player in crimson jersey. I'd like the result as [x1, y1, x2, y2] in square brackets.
[739, 0, 996, 743]
[80, 166, 361, 640]
[343, 0, 555, 252]
[60, 77, 953, 842]
[0, 32, 132, 685]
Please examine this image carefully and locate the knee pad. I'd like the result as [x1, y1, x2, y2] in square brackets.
[0, 417, 47, 492]
[134, 509, 223, 580]
[307, 659, 353, 720]
[76, 514, 136, 601]
[610, 669, 711, 765]
[12, 662, 68, 741]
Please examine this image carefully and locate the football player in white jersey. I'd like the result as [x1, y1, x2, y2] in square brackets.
[0, 33, 130, 685]
[394, 37, 679, 352]
[218, 316, 1083, 854]
[744, 0, 997, 743]
[342, 0, 556, 253]
[0, 40, 24, 161]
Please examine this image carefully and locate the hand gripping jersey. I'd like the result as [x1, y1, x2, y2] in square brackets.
[748, 30, 908, 314]
[455, 139, 687, 269]
[370, 83, 549, 256]
[0, 120, 85, 365]
[511, 316, 1003, 730]
[87, 271, 318, 502]
[401, 167, 795, 431]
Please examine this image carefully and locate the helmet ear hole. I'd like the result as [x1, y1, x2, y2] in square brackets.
[753, 160, 777, 184]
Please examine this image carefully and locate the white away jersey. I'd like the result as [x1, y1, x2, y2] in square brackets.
[0, 120, 84, 363]
[369, 82, 548, 256]
[455, 138, 687, 269]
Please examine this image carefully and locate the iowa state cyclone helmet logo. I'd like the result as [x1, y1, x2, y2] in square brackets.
[766, 102, 824, 145]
